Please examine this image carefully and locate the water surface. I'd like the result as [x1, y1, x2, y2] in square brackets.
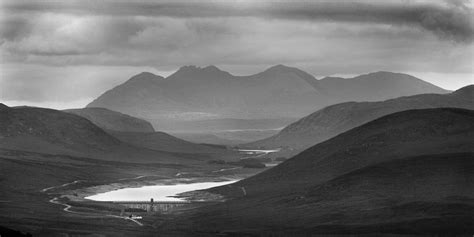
[86, 180, 237, 202]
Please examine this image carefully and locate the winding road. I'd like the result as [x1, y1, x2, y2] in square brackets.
[41, 180, 84, 193]
[45, 183, 144, 227]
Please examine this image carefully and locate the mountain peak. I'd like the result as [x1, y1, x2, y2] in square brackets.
[371, 70, 396, 75]
[129, 72, 163, 81]
[363, 71, 429, 80]
[137, 71, 156, 76]
[177, 65, 223, 72]
[264, 64, 295, 72]
[203, 65, 221, 71]
[170, 65, 231, 79]
[259, 64, 320, 88]
[177, 65, 199, 71]
[453, 84, 474, 96]
[122, 72, 164, 87]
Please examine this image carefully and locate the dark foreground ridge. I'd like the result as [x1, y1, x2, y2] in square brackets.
[167, 108, 474, 235]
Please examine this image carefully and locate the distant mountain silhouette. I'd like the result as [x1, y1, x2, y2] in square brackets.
[87, 65, 449, 131]
[178, 108, 474, 234]
[64, 107, 155, 133]
[0, 105, 215, 163]
[247, 85, 473, 156]
[319, 71, 449, 103]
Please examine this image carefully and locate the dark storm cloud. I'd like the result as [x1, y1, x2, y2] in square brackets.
[0, 17, 32, 41]
[3, 0, 473, 42]
[268, 2, 473, 43]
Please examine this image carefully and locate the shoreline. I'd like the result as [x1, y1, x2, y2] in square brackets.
[40, 174, 237, 226]
[85, 178, 239, 202]
[37, 163, 265, 228]
[46, 168, 254, 207]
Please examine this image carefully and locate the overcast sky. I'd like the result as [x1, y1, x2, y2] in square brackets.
[1, 0, 473, 109]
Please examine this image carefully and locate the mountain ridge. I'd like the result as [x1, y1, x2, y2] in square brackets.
[64, 107, 234, 156]
[87, 65, 449, 131]
[233, 108, 474, 194]
[246, 85, 472, 156]
[0, 105, 213, 163]
[64, 107, 155, 133]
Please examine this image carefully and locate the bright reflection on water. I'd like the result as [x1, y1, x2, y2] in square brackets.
[85, 180, 238, 202]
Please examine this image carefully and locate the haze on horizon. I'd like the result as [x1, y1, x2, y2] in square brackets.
[1, 0, 473, 109]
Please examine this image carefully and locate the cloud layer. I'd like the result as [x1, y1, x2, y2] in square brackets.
[0, 0, 472, 106]
[3, 0, 473, 41]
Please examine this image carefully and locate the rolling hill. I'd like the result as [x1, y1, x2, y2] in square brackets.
[247, 85, 473, 157]
[87, 65, 449, 131]
[170, 108, 474, 234]
[0, 104, 209, 163]
[64, 107, 232, 155]
[64, 107, 155, 133]
[318, 71, 449, 103]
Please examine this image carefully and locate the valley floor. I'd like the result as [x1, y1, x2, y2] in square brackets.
[1, 149, 473, 236]
[0, 149, 263, 237]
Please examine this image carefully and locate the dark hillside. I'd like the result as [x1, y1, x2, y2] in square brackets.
[64, 107, 155, 133]
[248, 85, 473, 157]
[0, 106, 201, 163]
[170, 108, 474, 234]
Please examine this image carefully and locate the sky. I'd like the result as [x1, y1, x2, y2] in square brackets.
[1, 0, 473, 109]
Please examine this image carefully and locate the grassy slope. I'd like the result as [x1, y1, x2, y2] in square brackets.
[0, 149, 187, 236]
[246, 85, 473, 157]
[233, 108, 474, 196]
[64, 107, 155, 133]
[0, 106, 211, 164]
[176, 153, 473, 235]
[164, 108, 474, 234]
[65, 107, 238, 158]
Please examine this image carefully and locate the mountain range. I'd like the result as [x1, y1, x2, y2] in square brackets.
[176, 108, 474, 234]
[2, 63, 471, 235]
[246, 85, 474, 157]
[87, 65, 449, 132]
